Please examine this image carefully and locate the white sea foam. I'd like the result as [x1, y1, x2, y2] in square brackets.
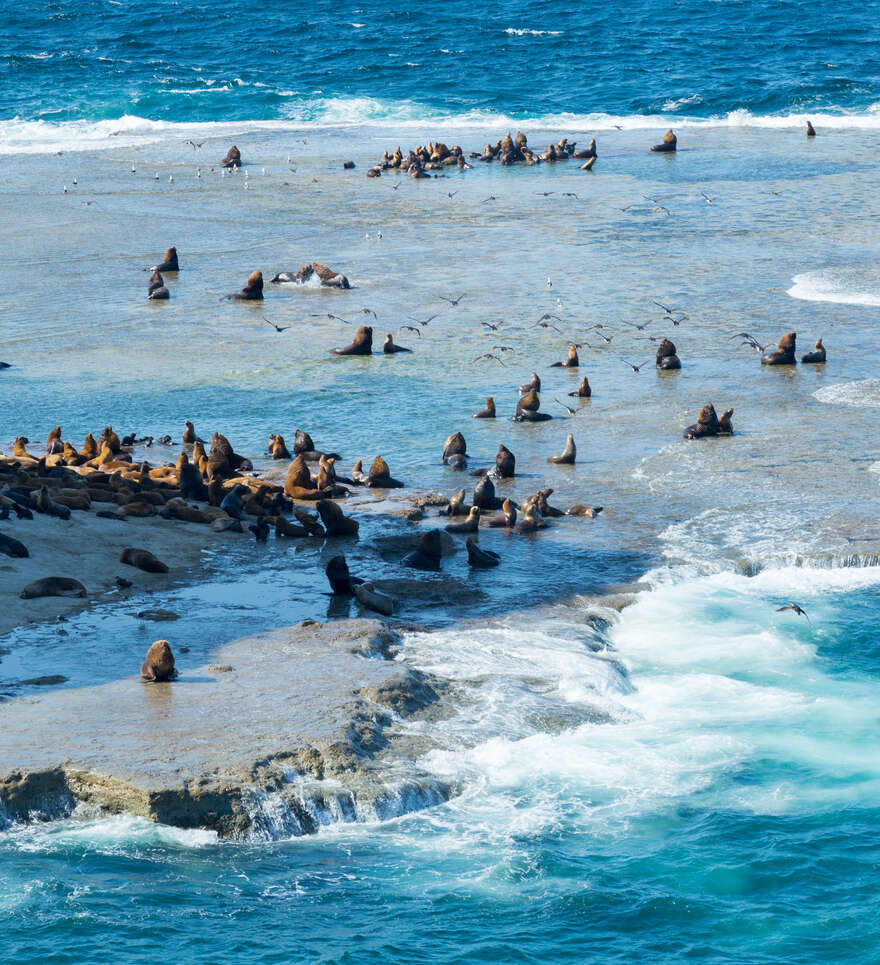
[813, 379, 880, 408]
[504, 28, 564, 37]
[788, 266, 880, 307]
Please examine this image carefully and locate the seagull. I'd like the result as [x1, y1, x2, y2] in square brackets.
[537, 191, 555, 197]
[154, 172, 159, 181]
[700, 191, 715, 204]
[473, 352, 506, 366]
[359, 308, 378, 318]
[72, 178, 77, 186]
[130, 164, 136, 174]
[62, 185, 68, 193]
[399, 325, 421, 336]
[776, 602, 811, 624]
[730, 332, 770, 352]
[262, 317, 290, 333]
[554, 398, 577, 415]
[492, 344, 515, 353]
[196, 167, 201, 178]
[618, 357, 651, 372]
[409, 313, 439, 327]
[562, 192, 580, 199]
[623, 319, 654, 331]
[447, 190, 458, 198]
[187, 140, 205, 149]
[652, 300, 682, 315]
[482, 320, 506, 332]
[169, 174, 174, 183]
[439, 293, 466, 306]
[392, 182, 402, 191]
[546, 276, 553, 288]
[326, 313, 353, 324]
[482, 195, 498, 203]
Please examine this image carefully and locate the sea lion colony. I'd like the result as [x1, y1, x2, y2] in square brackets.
[1, 122, 827, 671]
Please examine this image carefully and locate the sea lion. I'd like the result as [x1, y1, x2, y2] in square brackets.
[442, 431, 467, 466]
[515, 389, 552, 422]
[402, 529, 444, 570]
[548, 433, 576, 465]
[383, 333, 411, 354]
[354, 582, 394, 616]
[326, 555, 363, 595]
[293, 508, 325, 536]
[211, 517, 243, 533]
[12, 436, 32, 459]
[47, 425, 62, 453]
[231, 270, 263, 301]
[192, 439, 208, 476]
[35, 485, 70, 519]
[444, 488, 468, 517]
[473, 397, 496, 419]
[350, 460, 370, 485]
[101, 426, 121, 453]
[316, 499, 359, 537]
[366, 455, 403, 488]
[284, 456, 324, 500]
[269, 433, 291, 459]
[516, 507, 542, 534]
[656, 338, 681, 370]
[761, 332, 797, 365]
[332, 326, 372, 355]
[179, 462, 209, 500]
[566, 505, 603, 517]
[495, 444, 516, 478]
[221, 145, 242, 168]
[152, 247, 179, 272]
[535, 489, 563, 518]
[148, 270, 169, 300]
[79, 433, 98, 459]
[519, 372, 541, 394]
[651, 130, 677, 153]
[0, 532, 28, 558]
[806, 120, 816, 137]
[20, 576, 87, 599]
[466, 537, 500, 569]
[487, 497, 517, 528]
[120, 547, 169, 573]
[568, 376, 591, 398]
[683, 403, 721, 440]
[140, 640, 178, 681]
[718, 408, 734, 434]
[274, 516, 309, 538]
[182, 420, 196, 444]
[220, 484, 249, 519]
[550, 345, 579, 368]
[445, 506, 480, 533]
[580, 157, 597, 171]
[473, 475, 503, 510]
[801, 338, 826, 364]
[249, 516, 270, 542]
[271, 263, 351, 289]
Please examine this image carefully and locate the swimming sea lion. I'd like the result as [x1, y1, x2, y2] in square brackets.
[271, 263, 351, 289]
[269, 433, 291, 459]
[446, 506, 480, 533]
[651, 130, 677, 153]
[580, 157, 597, 171]
[465, 536, 500, 568]
[402, 529, 444, 570]
[221, 145, 242, 168]
[683, 403, 721, 439]
[231, 271, 263, 301]
[548, 433, 576, 464]
[140, 640, 178, 681]
[148, 270, 169, 300]
[495, 443, 516, 478]
[120, 547, 169, 573]
[656, 338, 681, 370]
[550, 345, 579, 368]
[761, 332, 797, 365]
[487, 497, 517, 528]
[801, 338, 826, 363]
[806, 120, 816, 137]
[326, 554, 363, 595]
[332, 326, 373, 355]
[566, 505, 603, 517]
[383, 333, 411, 354]
[354, 582, 395, 616]
[519, 372, 541, 394]
[473, 397, 496, 419]
[152, 247, 179, 272]
[316, 499, 359, 537]
[20, 576, 86, 599]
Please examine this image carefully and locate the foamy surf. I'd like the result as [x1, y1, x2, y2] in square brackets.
[788, 266, 880, 307]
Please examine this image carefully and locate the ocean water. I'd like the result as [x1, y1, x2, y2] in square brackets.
[3, 2, 880, 962]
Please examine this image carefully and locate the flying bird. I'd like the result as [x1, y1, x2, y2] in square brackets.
[439, 293, 467, 306]
[473, 352, 506, 366]
[554, 398, 577, 415]
[618, 357, 651, 372]
[409, 313, 439, 327]
[399, 325, 421, 336]
[262, 317, 290, 333]
[776, 602, 811, 624]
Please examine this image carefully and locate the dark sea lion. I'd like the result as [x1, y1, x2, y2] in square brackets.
[148, 270, 169, 300]
[806, 120, 816, 137]
[316, 499, 359, 537]
[402, 529, 444, 570]
[566, 505, 603, 517]
[761, 332, 797, 366]
[487, 497, 517, 528]
[293, 508, 325, 535]
[179, 462, 209, 500]
[519, 372, 541, 394]
[651, 130, 677, 153]
[548, 433, 576, 465]
[473, 397, 496, 419]
[383, 333, 412, 354]
[515, 389, 552, 421]
[550, 345, 579, 368]
[326, 554, 363, 594]
[445, 506, 480, 533]
[140, 640, 178, 681]
[221, 145, 242, 168]
[120, 547, 169, 573]
[343, 161, 355, 169]
[35, 485, 70, 519]
[20, 576, 86, 599]
[0, 532, 28, 558]
[442, 431, 467, 465]
[656, 338, 681, 370]
[718, 408, 734, 434]
[535, 488, 563, 518]
[231, 270, 264, 301]
[47, 425, 62, 453]
[568, 376, 592, 398]
[211, 516, 243, 533]
[269, 433, 291, 459]
[274, 515, 309, 538]
[332, 325, 372, 355]
[249, 515, 270, 542]
[354, 581, 395, 616]
[683, 403, 721, 440]
[801, 338, 826, 364]
[473, 475, 503, 510]
[495, 444, 516, 478]
[366, 455, 403, 488]
[0, 361, 10, 369]
[220, 484, 249, 519]
[152, 246, 179, 272]
[466, 537, 500, 568]
[294, 429, 316, 455]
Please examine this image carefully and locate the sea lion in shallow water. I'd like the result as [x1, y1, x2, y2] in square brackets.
[383, 333, 411, 354]
[651, 130, 677, 153]
[473, 397, 496, 419]
[683, 403, 721, 440]
[569, 376, 591, 398]
[444, 488, 467, 517]
[566, 505, 603, 517]
[269, 433, 291, 459]
[548, 433, 576, 465]
[806, 120, 816, 137]
[656, 338, 681, 370]
[442, 431, 467, 466]
[20, 576, 86, 599]
[519, 372, 541, 394]
[231, 271, 263, 301]
[466, 537, 500, 568]
[316, 499, 359, 537]
[515, 389, 552, 422]
[446, 506, 480, 533]
[402, 529, 445, 570]
[495, 444, 516, 478]
[366, 455, 403, 488]
[762, 332, 797, 365]
[487, 497, 516, 528]
[332, 326, 372, 355]
[148, 270, 169, 300]
[801, 338, 826, 363]
[718, 408, 734, 434]
[550, 345, 579, 368]
[473, 474, 503, 510]
[152, 247, 179, 272]
[141, 640, 178, 681]
[326, 554, 363, 595]
[221, 145, 242, 168]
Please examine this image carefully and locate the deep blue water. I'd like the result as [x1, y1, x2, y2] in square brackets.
[2, 0, 880, 124]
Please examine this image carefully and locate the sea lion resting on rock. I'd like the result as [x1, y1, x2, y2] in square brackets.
[148, 270, 169, 300]
[548, 433, 576, 465]
[20, 576, 86, 599]
[656, 338, 681, 370]
[152, 247, 179, 272]
[140, 640, 178, 681]
[550, 345, 579, 368]
[270, 263, 351, 289]
[443, 488, 468, 517]
[120, 547, 169, 573]
[446, 506, 480, 533]
[230, 271, 263, 301]
[761, 332, 797, 365]
[802, 338, 826, 364]
[366, 455, 403, 488]
[473, 397, 496, 419]
[332, 326, 372, 356]
[651, 130, 677, 153]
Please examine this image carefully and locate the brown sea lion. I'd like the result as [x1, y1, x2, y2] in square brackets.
[273, 515, 309, 538]
[221, 145, 242, 168]
[271, 263, 351, 289]
[651, 130, 677, 153]
[269, 433, 291, 459]
[442, 431, 467, 466]
[192, 439, 208, 476]
[445, 488, 468, 517]
[35, 485, 70, 519]
[718, 408, 734, 434]
[487, 497, 517, 528]
[20, 576, 87, 599]
[284, 456, 324, 500]
[366, 455, 403, 488]
[140, 640, 178, 681]
[516, 507, 542, 534]
[148, 270, 169, 300]
[548, 433, 576, 465]
[806, 120, 816, 137]
[568, 376, 592, 398]
[383, 333, 412, 354]
[535, 488, 563, 518]
[231, 271, 263, 301]
[516, 389, 552, 422]
[316, 499, 359, 537]
[465, 536, 500, 568]
[182, 420, 196, 444]
[101, 426, 121, 453]
[12, 436, 32, 459]
[152, 247, 179, 272]
[47, 425, 62, 453]
[801, 338, 826, 364]
[446, 506, 480, 533]
[684, 403, 721, 440]
[354, 582, 395, 616]
[656, 338, 681, 370]
[495, 444, 516, 478]
[120, 547, 169, 573]
[402, 529, 445, 570]
[550, 345, 579, 368]
[566, 505, 603, 517]
[473, 475, 503, 510]
[519, 372, 541, 394]
[580, 157, 597, 171]
[761, 332, 797, 366]
[332, 325, 372, 355]
[79, 433, 98, 459]
[473, 397, 496, 419]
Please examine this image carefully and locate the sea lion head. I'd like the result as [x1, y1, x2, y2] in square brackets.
[443, 431, 467, 459]
[141, 639, 176, 681]
[369, 455, 390, 480]
[245, 270, 263, 293]
[778, 332, 796, 353]
[657, 338, 677, 359]
[697, 403, 718, 426]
